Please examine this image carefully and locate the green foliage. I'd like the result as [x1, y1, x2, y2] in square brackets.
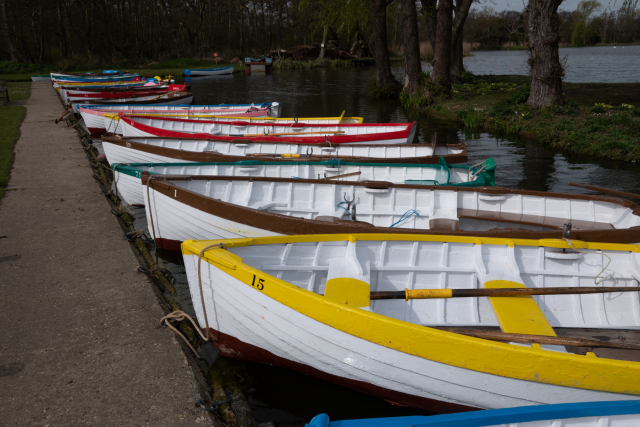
[452, 81, 517, 95]
[508, 85, 531, 104]
[489, 101, 515, 117]
[458, 108, 485, 128]
[566, 101, 579, 116]
[366, 79, 401, 99]
[591, 105, 607, 114]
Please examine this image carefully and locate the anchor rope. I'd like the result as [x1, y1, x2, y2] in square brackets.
[160, 311, 207, 359]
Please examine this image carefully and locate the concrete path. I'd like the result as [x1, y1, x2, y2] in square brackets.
[0, 83, 213, 426]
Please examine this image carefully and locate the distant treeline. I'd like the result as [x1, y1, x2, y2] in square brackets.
[465, 0, 640, 49]
[0, 0, 638, 67]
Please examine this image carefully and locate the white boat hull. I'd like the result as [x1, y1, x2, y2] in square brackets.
[183, 248, 638, 411]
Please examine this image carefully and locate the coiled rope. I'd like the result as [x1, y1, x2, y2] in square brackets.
[563, 238, 613, 284]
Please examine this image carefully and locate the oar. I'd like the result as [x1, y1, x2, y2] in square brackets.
[567, 181, 640, 200]
[370, 286, 640, 300]
[148, 89, 184, 101]
[325, 171, 362, 180]
[241, 131, 345, 137]
[434, 328, 640, 350]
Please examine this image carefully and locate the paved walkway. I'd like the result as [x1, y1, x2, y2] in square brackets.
[0, 83, 213, 426]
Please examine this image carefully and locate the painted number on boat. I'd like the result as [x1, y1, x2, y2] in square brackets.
[251, 274, 265, 291]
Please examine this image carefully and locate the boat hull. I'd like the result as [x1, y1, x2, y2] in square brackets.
[182, 246, 639, 411]
[71, 93, 194, 113]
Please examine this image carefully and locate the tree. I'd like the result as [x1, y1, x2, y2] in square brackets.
[372, 0, 399, 94]
[400, 0, 422, 95]
[525, 0, 565, 108]
[571, 0, 601, 45]
[450, 0, 473, 81]
[430, 0, 454, 95]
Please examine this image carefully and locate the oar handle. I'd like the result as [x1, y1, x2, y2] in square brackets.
[369, 286, 640, 300]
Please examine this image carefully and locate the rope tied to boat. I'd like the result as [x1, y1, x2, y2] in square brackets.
[197, 243, 228, 342]
[160, 310, 209, 359]
[466, 161, 486, 182]
[561, 223, 613, 284]
[390, 210, 421, 228]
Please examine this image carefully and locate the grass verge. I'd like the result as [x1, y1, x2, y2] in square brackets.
[0, 106, 27, 202]
[423, 75, 640, 163]
[7, 82, 31, 100]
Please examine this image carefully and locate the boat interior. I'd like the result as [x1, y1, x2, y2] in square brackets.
[223, 237, 640, 362]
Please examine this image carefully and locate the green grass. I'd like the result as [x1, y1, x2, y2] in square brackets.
[423, 74, 640, 163]
[7, 82, 31, 100]
[0, 106, 26, 202]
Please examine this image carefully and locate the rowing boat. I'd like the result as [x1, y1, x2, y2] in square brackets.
[100, 136, 468, 165]
[112, 157, 495, 207]
[119, 115, 417, 145]
[184, 66, 234, 76]
[181, 234, 640, 412]
[306, 400, 640, 426]
[50, 72, 139, 82]
[62, 85, 187, 104]
[141, 174, 640, 251]
[99, 112, 360, 136]
[71, 92, 194, 113]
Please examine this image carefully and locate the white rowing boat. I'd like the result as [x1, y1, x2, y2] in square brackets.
[183, 66, 234, 76]
[111, 158, 495, 207]
[181, 234, 640, 412]
[100, 136, 468, 166]
[141, 174, 640, 251]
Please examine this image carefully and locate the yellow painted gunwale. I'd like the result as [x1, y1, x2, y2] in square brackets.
[102, 112, 363, 123]
[182, 233, 640, 395]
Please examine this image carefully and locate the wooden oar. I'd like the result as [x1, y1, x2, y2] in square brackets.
[148, 89, 183, 101]
[325, 171, 362, 180]
[567, 181, 640, 200]
[434, 328, 640, 350]
[241, 131, 345, 137]
[370, 286, 640, 300]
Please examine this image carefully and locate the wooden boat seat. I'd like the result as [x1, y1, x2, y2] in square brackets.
[458, 209, 616, 231]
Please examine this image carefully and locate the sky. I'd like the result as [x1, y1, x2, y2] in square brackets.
[479, 0, 626, 12]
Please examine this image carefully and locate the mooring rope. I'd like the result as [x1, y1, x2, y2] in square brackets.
[160, 311, 208, 359]
[197, 243, 227, 341]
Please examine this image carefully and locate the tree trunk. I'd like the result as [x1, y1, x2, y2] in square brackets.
[400, 0, 422, 95]
[372, 0, 397, 92]
[431, 0, 453, 95]
[526, 0, 564, 108]
[0, 0, 19, 61]
[318, 24, 327, 59]
[450, 0, 472, 82]
[419, 0, 438, 50]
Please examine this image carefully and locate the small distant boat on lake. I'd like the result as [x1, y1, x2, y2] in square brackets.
[118, 115, 418, 145]
[110, 157, 495, 207]
[183, 66, 234, 76]
[244, 57, 272, 67]
[181, 233, 640, 411]
[100, 135, 468, 165]
[306, 400, 640, 427]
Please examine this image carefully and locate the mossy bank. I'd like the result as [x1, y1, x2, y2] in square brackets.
[422, 75, 640, 163]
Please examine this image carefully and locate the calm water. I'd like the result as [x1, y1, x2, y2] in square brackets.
[125, 65, 640, 426]
[464, 45, 640, 83]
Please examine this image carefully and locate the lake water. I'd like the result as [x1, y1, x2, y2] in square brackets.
[463, 45, 640, 83]
[117, 63, 640, 426]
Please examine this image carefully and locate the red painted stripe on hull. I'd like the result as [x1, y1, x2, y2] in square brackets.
[206, 328, 480, 414]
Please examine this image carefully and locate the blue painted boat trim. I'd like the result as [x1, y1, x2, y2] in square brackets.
[307, 401, 640, 427]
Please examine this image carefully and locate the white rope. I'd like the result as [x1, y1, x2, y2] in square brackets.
[564, 238, 613, 284]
